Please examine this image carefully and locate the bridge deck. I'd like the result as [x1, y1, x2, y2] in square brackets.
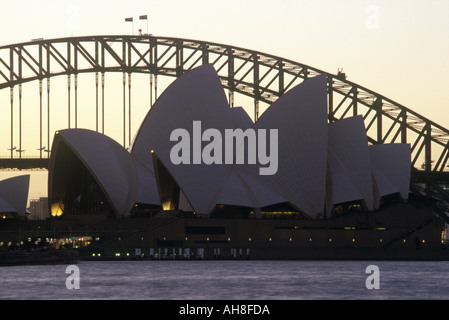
[0, 158, 49, 170]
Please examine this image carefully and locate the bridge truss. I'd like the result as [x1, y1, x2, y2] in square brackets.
[0, 35, 448, 183]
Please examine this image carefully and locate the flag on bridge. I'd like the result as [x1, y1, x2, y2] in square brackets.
[139, 15, 148, 20]
[125, 17, 133, 22]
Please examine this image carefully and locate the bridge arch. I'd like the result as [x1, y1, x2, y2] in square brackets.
[0, 35, 448, 174]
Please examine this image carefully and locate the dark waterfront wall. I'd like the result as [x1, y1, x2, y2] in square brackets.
[0, 203, 447, 260]
[67, 204, 449, 260]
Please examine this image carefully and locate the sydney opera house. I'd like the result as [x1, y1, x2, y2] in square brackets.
[41, 65, 445, 259]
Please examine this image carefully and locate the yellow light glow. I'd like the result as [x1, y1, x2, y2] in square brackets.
[51, 203, 64, 217]
[162, 201, 173, 210]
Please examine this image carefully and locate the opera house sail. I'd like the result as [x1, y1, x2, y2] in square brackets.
[0, 175, 30, 218]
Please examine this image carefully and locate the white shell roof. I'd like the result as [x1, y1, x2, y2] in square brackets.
[250, 74, 329, 218]
[133, 158, 161, 205]
[130, 64, 233, 159]
[371, 164, 400, 209]
[327, 147, 364, 205]
[216, 168, 258, 208]
[216, 165, 286, 208]
[0, 197, 16, 214]
[328, 116, 374, 210]
[0, 175, 30, 215]
[369, 143, 411, 200]
[51, 129, 138, 216]
[131, 65, 234, 214]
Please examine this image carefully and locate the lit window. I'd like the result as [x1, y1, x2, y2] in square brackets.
[50, 203, 64, 217]
[162, 201, 173, 211]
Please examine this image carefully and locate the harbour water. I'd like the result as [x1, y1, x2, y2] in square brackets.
[1, 260, 449, 300]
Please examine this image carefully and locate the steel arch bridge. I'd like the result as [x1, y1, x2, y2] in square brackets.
[0, 35, 448, 186]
